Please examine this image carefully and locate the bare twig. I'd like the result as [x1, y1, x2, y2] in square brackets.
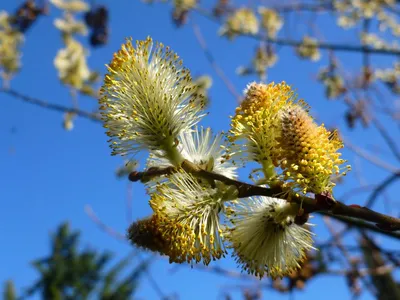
[323, 217, 377, 296]
[343, 138, 399, 173]
[319, 226, 352, 248]
[338, 185, 378, 203]
[191, 22, 242, 101]
[1, 88, 102, 123]
[84, 204, 127, 241]
[126, 182, 133, 224]
[194, 7, 400, 56]
[321, 214, 400, 239]
[365, 172, 400, 208]
[322, 265, 395, 277]
[371, 118, 400, 162]
[138, 254, 169, 300]
[193, 264, 255, 280]
[272, 3, 334, 13]
[360, 232, 400, 267]
[85, 205, 170, 299]
[323, 217, 352, 261]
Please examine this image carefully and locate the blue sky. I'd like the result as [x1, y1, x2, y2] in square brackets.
[2, 0, 399, 299]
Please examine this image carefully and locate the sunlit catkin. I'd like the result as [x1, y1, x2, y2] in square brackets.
[229, 81, 295, 180]
[149, 170, 227, 265]
[99, 37, 206, 165]
[279, 104, 349, 194]
[226, 196, 315, 279]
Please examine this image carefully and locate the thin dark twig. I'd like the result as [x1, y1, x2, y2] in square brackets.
[262, 35, 395, 56]
[360, 231, 400, 267]
[321, 214, 400, 239]
[318, 243, 400, 255]
[365, 172, 400, 208]
[323, 217, 352, 261]
[1, 88, 102, 123]
[371, 118, 400, 162]
[319, 226, 352, 248]
[137, 253, 169, 300]
[193, 264, 255, 280]
[362, 18, 371, 90]
[338, 67, 400, 163]
[191, 22, 242, 101]
[194, 7, 400, 56]
[272, 3, 334, 13]
[85, 205, 169, 299]
[338, 185, 378, 203]
[85, 205, 127, 241]
[323, 217, 377, 296]
[343, 138, 399, 173]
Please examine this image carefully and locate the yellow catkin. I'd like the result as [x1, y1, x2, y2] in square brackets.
[221, 8, 259, 39]
[128, 213, 211, 264]
[149, 193, 226, 265]
[230, 81, 295, 168]
[226, 196, 315, 279]
[99, 37, 206, 157]
[279, 104, 348, 194]
[127, 215, 170, 255]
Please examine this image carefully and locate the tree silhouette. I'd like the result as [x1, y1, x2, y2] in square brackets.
[4, 223, 149, 300]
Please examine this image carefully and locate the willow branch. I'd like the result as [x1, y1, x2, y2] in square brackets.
[193, 7, 400, 57]
[191, 22, 242, 101]
[273, 3, 334, 13]
[129, 161, 400, 237]
[248, 35, 400, 56]
[319, 214, 400, 239]
[1, 88, 102, 123]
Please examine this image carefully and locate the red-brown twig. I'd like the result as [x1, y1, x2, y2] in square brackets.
[129, 161, 400, 237]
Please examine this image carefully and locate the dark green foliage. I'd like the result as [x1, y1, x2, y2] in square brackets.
[3, 281, 16, 300]
[99, 255, 150, 300]
[5, 223, 148, 300]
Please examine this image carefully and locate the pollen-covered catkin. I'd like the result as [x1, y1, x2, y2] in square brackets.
[279, 104, 349, 194]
